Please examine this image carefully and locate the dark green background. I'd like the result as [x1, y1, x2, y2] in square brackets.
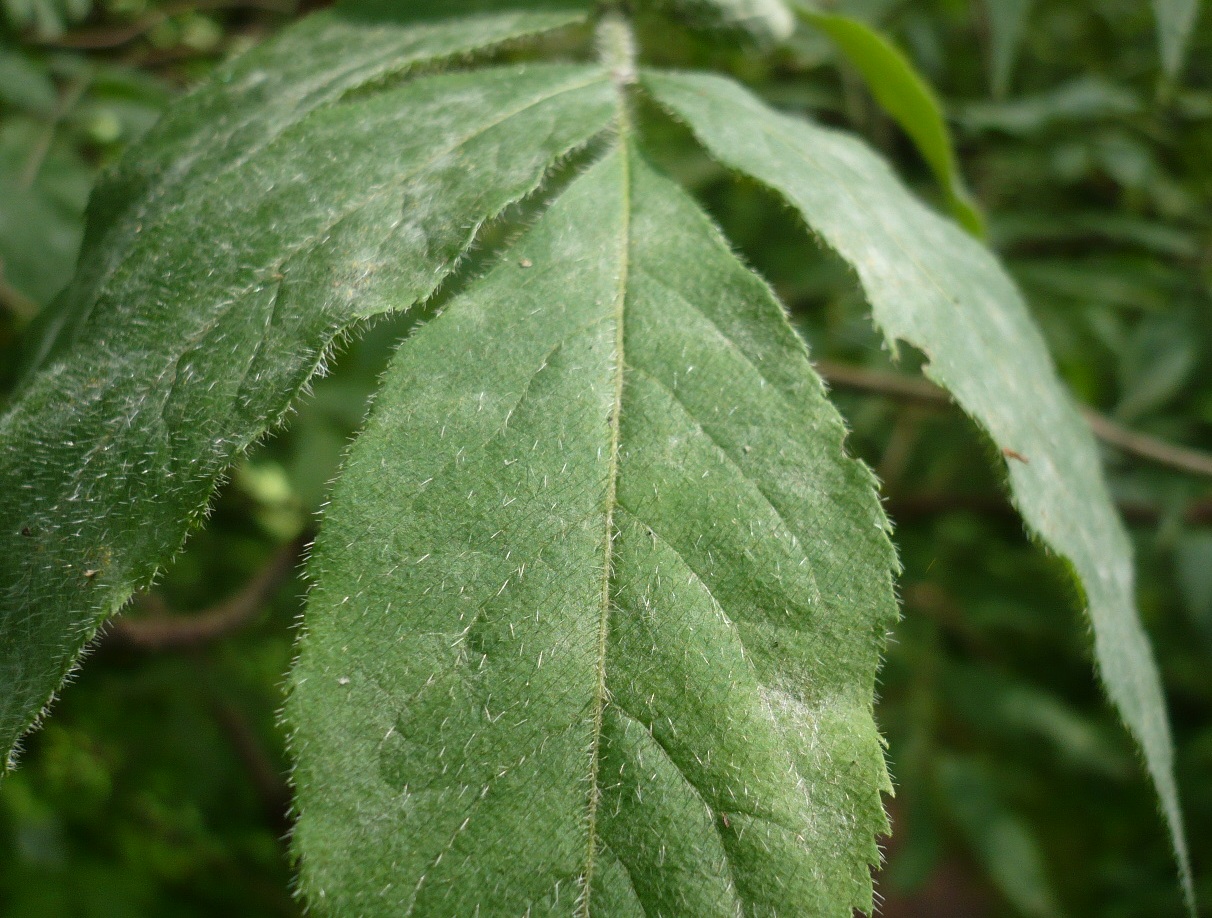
[1, 0, 1209, 915]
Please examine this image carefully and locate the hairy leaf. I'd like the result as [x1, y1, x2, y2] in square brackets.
[643, 69, 1194, 907]
[0, 55, 615, 766]
[21, 4, 589, 378]
[289, 144, 898, 916]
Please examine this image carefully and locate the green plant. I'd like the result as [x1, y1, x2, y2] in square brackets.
[0, 0, 1199, 914]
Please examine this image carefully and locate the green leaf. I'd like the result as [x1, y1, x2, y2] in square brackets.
[643, 69, 1194, 909]
[982, 0, 1033, 98]
[794, 8, 985, 237]
[1, 0, 92, 39]
[21, 5, 590, 379]
[289, 144, 898, 916]
[0, 27, 614, 764]
[1153, 0, 1201, 80]
[0, 47, 57, 115]
[1176, 532, 1212, 648]
[938, 756, 1064, 918]
[956, 76, 1141, 136]
[0, 120, 91, 310]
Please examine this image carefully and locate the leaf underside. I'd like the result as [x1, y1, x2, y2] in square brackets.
[642, 69, 1192, 904]
[289, 143, 897, 917]
[0, 8, 603, 764]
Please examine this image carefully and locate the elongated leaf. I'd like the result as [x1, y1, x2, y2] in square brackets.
[289, 145, 898, 916]
[0, 60, 616, 767]
[1154, 0, 1200, 80]
[797, 9, 985, 236]
[957, 76, 1141, 136]
[938, 757, 1062, 918]
[643, 69, 1194, 908]
[983, 0, 1033, 98]
[21, 4, 589, 378]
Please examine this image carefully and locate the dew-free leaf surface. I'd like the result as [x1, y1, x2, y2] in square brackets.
[289, 144, 898, 917]
[0, 32, 611, 762]
[1, 3, 1192, 914]
[644, 68, 1192, 906]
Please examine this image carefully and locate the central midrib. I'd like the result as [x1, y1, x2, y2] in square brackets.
[578, 140, 631, 917]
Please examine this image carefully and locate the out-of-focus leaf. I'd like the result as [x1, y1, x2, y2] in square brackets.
[1116, 316, 1198, 423]
[991, 212, 1199, 260]
[958, 76, 1141, 135]
[1176, 533, 1212, 646]
[645, 70, 1194, 908]
[1153, 0, 1201, 80]
[77, 64, 173, 150]
[1012, 256, 1181, 312]
[945, 664, 1132, 778]
[782, 0, 900, 64]
[983, 0, 1033, 98]
[795, 7, 985, 235]
[0, 120, 90, 308]
[0, 48, 56, 115]
[1, 0, 92, 39]
[938, 756, 1065, 918]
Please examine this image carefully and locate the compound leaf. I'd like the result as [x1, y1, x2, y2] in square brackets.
[289, 144, 898, 917]
[643, 68, 1193, 908]
[0, 53, 615, 766]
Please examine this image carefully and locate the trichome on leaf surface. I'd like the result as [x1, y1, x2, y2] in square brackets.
[0, 0, 1193, 915]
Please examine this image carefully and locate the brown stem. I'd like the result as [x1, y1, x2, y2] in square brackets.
[1080, 410, 1212, 479]
[107, 535, 306, 650]
[815, 359, 1212, 480]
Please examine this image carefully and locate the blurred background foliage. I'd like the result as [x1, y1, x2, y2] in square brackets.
[0, 0, 1209, 915]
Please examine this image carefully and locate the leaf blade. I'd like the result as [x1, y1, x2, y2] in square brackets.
[21, 5, 590, 379]
[643, 67, 1194, 909]
[0, 60, 615, 767]
[289, 144, 898, 916]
